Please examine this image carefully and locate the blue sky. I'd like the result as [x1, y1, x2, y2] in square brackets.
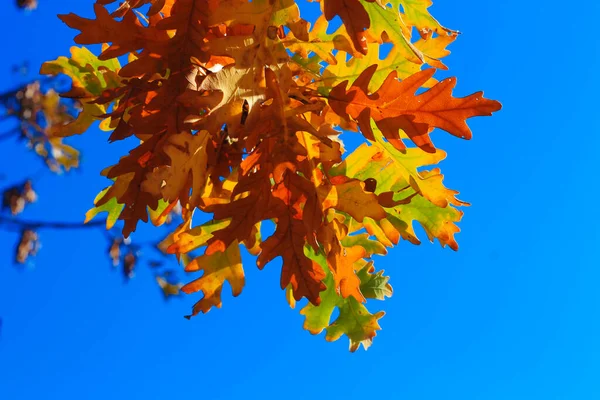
[0, 1, 599, 399]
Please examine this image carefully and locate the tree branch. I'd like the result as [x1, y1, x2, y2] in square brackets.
[0, 215, 106, 230]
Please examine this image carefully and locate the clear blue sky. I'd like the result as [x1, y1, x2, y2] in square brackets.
[1, 1, 599, 399]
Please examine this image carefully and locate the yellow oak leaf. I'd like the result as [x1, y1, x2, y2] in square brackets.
[161, 131, 210, 206]
[318, 179, 386, 222]
[181, 241, 245, 316]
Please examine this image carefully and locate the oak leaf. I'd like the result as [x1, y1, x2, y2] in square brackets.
[397, 0, 455, 39]
[320, 32, 456, 93]
[300, 247, 387, 351]
[328, 66, 502, 152]
[40, 46, 121, 137]
[336, 140, 468, 250]
[323, 0, 371, 54]
[181, 241, 244, 316]
[318, 179, 386, 222]
[160, 131, 210, 206]
[257, 180, 327, 305]
[362, 0, 423, 64]
[85, 187, 125, 230]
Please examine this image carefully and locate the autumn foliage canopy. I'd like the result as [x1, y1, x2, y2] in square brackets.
[42, 0, 501, 351]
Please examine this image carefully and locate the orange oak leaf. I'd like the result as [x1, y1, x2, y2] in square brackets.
[59, 4, 157, 59]
[256, 175, 326, 305]
[205, 170, 272, 255]
[315, 217, 365, 302]
[328, 241, 366, 302]
[323, 0, 372, 54]
[257, 214, 327, 305]
[328, 65, 502, 152]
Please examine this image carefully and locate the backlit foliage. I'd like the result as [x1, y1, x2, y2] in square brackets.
[43, 0, 501, 351]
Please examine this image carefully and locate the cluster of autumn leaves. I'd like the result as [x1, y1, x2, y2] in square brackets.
[42, 0, 501, 351]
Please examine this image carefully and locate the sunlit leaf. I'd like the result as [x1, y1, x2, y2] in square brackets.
[44, 0, 501, 351]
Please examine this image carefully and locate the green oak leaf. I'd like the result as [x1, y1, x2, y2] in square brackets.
[85, 187, 125, 230]
[300, 246, 385, 352]
[40, 46, 121, 137]
[357, 262, 393, 301]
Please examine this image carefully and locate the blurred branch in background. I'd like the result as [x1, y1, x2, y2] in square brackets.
[3, 0, 184, 294]
[0, 75, 184, 301]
